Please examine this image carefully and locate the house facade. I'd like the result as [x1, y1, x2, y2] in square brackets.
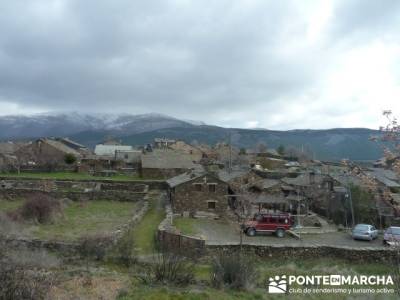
[167, 172, 229, 216]
[15, 138, 85, 168]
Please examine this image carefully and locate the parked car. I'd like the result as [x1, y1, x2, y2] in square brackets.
[351, 224, 378, 241]
[383, 226, 400, 246]
[243, 213, 293, 238]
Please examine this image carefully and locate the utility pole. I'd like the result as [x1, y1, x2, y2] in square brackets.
[345, 174, 355, 228]
[348, 186, 355, 228]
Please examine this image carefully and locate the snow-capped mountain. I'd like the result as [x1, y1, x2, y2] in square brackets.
[0, 112, 196, 140]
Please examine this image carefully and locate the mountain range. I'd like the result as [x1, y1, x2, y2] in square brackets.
[0, 112, 383, 162]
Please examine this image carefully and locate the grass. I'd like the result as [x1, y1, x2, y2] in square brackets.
[0, 198, 24, 212]
[118, 286, 267, 300]
[0, 171, 157, 181]
[118, 285, 398, 300]
[0, 199, 137, 241]
[133, 194, 165, 255]
[173, 217, 199, 236]
[34, 200, 137, 241]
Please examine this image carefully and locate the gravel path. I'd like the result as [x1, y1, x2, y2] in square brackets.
[195, 219, 387, 249]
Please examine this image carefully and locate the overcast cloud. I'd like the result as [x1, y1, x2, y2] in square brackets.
[0, 0, 399, 129]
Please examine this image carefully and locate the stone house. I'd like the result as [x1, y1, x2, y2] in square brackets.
[115, 149, 142, 165]
[140, 150, 201, 179]
[0, 141, 25, 155]
[78, 155, 124, 174]
[94, 144, 133, 156]
[167, 171, 229, 216]
[169, 141, 204, 162]
[0, 153, 17, 172]
[15, 138, 86, 168]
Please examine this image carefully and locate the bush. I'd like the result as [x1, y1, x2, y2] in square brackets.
[113, 229, 137, 267]
[79, 234, 113, 262]
[64, 153, 77, 165]
[0, 261, 54, 300]
[211, 252, 257, 290]
[137, 251, 194, 286]
[0, 212, 22, 237]
[18, 194, 63, 224]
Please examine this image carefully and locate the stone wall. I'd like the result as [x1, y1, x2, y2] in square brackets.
[0, 177, 164, 202]
[157, 206, 398, 264]
[141, 168, 187, 180]
[207, 244, 398, 264]
[1, 199, 150, 257]
[0, 176, 167, 190]
[157, 204, 206, 256]
[2, 237, 80, 257]
[158, 230, 206, 256]
[0, 188, 148, 202]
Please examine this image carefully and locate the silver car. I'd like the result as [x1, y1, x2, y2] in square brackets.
[352, 224, 378, 241]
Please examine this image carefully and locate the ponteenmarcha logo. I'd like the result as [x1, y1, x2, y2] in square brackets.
[267, 274, 395, 295]
[268, 275, 287, 293]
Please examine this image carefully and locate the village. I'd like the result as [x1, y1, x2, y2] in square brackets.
[1, 135, 400, 299]
[1, 136, 400, 248]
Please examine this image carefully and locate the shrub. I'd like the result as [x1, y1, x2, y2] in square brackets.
[137, 251, 194, 286]
[64, 153, 77, 165]
[211, 252, 257, 290]
[113, 229, 137, 267]
[19, 194, 63, 224]
[79, 234, 113, 262]
[0, 212, 22, 236]
[0, 261, 54, 300]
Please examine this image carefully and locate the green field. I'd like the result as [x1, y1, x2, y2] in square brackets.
[0, 199, 138, 241]
[173, 217, 201, 236]
[0, 171, 156, 181]
[116, 257, 398, 300]
[132, 193, 165, 255]
[0, 198, 24, 212]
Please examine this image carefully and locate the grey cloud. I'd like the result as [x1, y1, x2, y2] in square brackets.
[0, 0, 399, 128]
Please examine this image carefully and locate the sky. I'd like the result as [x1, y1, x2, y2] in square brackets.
[0, 0, 400, 130]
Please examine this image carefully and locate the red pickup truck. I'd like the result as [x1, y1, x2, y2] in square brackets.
[243, 213, 293, 238]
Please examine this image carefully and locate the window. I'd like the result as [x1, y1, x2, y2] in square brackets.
[124, 154, 129, 159]
[208, 184, 216, 192]
[194, 183, 202, 191]
[208, 201, 216, 209]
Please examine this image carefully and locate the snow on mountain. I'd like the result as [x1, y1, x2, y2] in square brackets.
[0, 112, 196, 140]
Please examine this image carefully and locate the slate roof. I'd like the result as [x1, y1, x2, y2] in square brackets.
[390, 193, 400, 205]
[166, 170, 207, 188]
[217, 168, 251, 182]
[261, 179, 281, 189]
[248, 193, 288, 204]
[331, 174, 364, 187]
[281, 173, 329, 187]
[141, 150, 198, 169]
[43, 139, 81, 156]
[57, 138, 89, 152]
[366, 168, 400, 188]
[0, 142, 23, 155]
